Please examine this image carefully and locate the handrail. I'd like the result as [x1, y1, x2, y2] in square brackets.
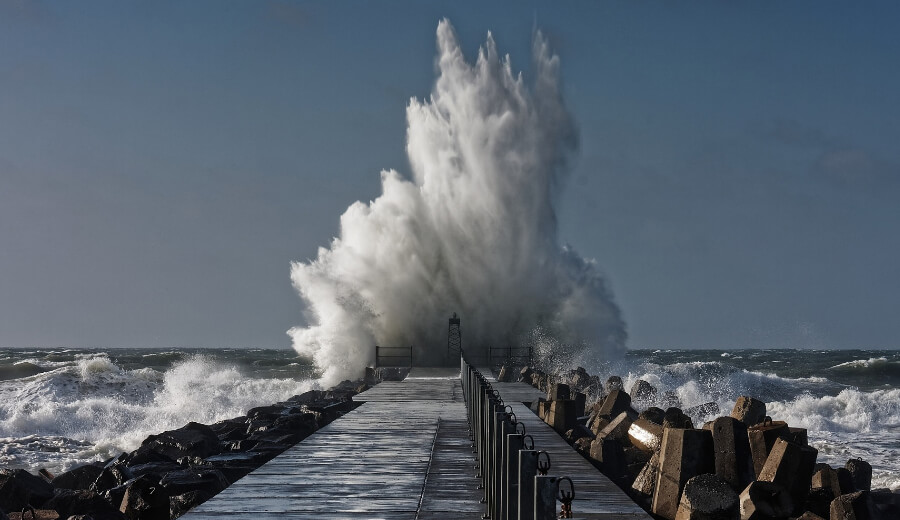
[374, 345, 413, 368]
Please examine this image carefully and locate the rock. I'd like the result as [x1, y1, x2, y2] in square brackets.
[796, 512, 826, 520]
[169, 490, 214, 518]
[0, 469, 56, 512]
[598, 412, 633, 443]
[757, 438, 818, 514]
[546, 400, 577, 433]
[90, 462, 134, 494]
[606, 376, 624, 393]
[845, 458, 872, 492]
[547, 382, 570, 401]
[651, 428, 715, 520]
[639, 407, 666, 425]
[730, 396, 766, 427]
[51, 465, 104, 491]
[747, 419, 790, 477]
[126, 462, 180, 481]
[739, 481, 793, 520]
[710, 417, 754, 492]
[597, 389, 632, 420]
[662, 390, 682, 408]
[119, 475, 168, 520]
[870, 488, 900, 518]
[497, 364, 516, 382]
[830, 490, 875, 520]
[159, 468, 229, 497]
[519, 366, 534, 383]
[628, 417, 664, 452]
[44, 489, 114, 518]
[813, 463, 853, 499]
[663, 407, 694, 429]
[5, 510, 59, 520]
[788, 427, 809, 446]
[570, 367, 591, 391]
[134, 422, 221, 463]
[630, 379, 656, 402]
[573, 391, 587, 418]
[674, 473, 739, 520]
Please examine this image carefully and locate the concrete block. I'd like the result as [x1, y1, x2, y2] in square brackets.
[573, 391, 586, 417]
[711, 417, 754, 493]
[758, 437, 818, 514]
[589, 414, 610, 436]
[519, 366, 534, 382]
[830, 490, 875, 520]
[598, 411, 633, 442]
[747, 420, 789, 476]
[606, 375, 624, 393]
[738, 481, 793, 520]
[662, 390, 682, 408]
[632, 451, 660, 503]
[548, 399, 577, 433]
[663, 407, 694, 429]
[674, 473, 739, 520]
[685, 402, 721, 422]
[628, 417, 664, 452]
[804, 486, 835, 519]
[589, 437, 625, 481]
[836, 467, 856, 494]
[845, 458, 872, 492]
[730, 396, 766, 426]
[548, 382, 570, 401]
[631, 379, 657, 402]
[651, 428, 714, 520]
[788, 427, 808, 446]
[796, 512, 826, 520]
[538, 400, 551, 422]
[640, 407, 666, 425]
[597, 389, 632, 419]
[812, 463, 848, 499]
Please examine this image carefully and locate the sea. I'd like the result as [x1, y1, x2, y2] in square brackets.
[0, 347, 897, 490]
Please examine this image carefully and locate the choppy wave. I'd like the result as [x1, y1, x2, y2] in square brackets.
[0, 354, 314, 472]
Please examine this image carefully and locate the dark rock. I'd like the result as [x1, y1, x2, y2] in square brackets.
[0, 468, 56, 512]
[788, 427, 809, 446]
[519, 366, 534, 383]
[662, 390, 682, 408]
[662, 407, 694, 429]
[589, 437, 625, 482]
[52, 465, 104, 491]
[91, 463, 134, 493]
[685, 401, 720, 421]
[169, 490, 214, 518]
[796, 512, 826, 520]
[497, 364, 516, 382]
[846, 458, 873, 492]
[159, 468, 229, 497]
[548, 382, 570, 401]
[44, 489, 114, 518]
[570, 367, 591, 392]
[731, 396, 767, 426]
[675, 473, 740, 520]
[119, 475, 168, 520]
[631, 451, 659, 504]
[134, 422, 221, 464]
[126, 462, 180, 481]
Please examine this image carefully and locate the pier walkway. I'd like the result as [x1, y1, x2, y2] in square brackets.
[184, 366, 650, 519]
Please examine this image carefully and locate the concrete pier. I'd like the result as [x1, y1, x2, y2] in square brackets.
[183, 365, 651, 519]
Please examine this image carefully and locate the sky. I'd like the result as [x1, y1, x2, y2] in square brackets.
[1, 1, 898, 350]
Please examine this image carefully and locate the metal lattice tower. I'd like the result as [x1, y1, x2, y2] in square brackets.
[447, 313, 462, 357]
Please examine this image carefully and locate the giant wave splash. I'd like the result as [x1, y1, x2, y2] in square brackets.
[289, 21, 626, 384]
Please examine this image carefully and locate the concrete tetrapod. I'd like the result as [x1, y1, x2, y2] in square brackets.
[739, 481, 793, 520]
[651, 428, 715, 520]
[674, 473, 740, 520]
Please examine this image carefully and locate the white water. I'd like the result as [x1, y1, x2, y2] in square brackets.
[0, 354, 312, 472]
[289, 20, 626, 385]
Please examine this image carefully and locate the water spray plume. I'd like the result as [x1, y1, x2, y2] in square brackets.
[289, 20, 626, 385]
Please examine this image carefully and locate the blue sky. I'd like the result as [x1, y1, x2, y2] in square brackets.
[1, 1, 899, 349]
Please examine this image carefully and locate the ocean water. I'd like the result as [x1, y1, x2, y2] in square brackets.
[0, 348, 897, 491]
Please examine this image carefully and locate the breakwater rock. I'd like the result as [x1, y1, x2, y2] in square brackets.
[0, 378, 371, 520]
[504, 363, 900, 520]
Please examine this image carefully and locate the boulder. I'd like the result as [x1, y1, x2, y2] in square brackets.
[44, 489, 114, 518]
[630, 379, 656, 402]
[674, 473, 739, 520]
[169, 490, 214, 518]
[90, 462, 134, 494]
[632, 451, 660, 504]
[739, 481, 793, 520]
[730, 396, 766, 427]
[132, 422, 221, 464]
[589, 437, 625, 482]
[119, 475, 168, 520]
[159, 468, 229, 497]
[51, 464, 104, 491]
[685, 402, 720, 421]
[606, 376, 624, 393]
[0, 469, 56, 512]
[651, 428, 715, 520]
[804, 486, 836, 519]
[640, 407, 666, 425]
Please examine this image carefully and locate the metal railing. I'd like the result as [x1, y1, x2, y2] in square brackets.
[460, 353, 573, 519]
[374, 345, 413, 368]
[487, 345, 534, 370]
